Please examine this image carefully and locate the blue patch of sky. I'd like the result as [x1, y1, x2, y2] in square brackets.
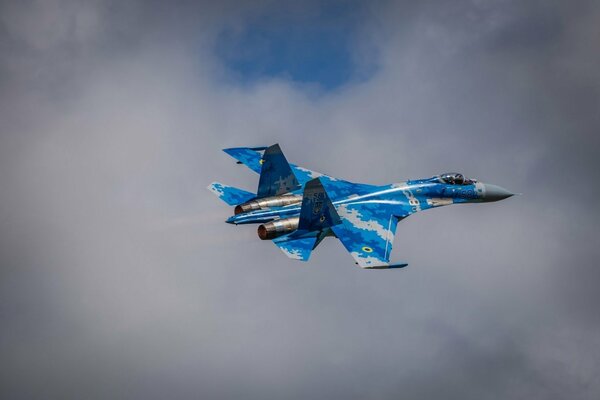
[215, 1, 372, 91]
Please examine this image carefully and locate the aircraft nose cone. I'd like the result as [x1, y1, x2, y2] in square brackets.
[483, 184, 514, 202]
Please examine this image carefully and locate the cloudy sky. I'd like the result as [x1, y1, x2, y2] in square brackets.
[1, 0, 599, 398]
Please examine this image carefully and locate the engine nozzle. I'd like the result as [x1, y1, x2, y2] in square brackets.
[257, 217, 299, 240]
[235, 194, 302, 215]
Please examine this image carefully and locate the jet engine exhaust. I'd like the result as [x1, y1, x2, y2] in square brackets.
[235, 194, 302, 215]
[257, 217, 299, 240]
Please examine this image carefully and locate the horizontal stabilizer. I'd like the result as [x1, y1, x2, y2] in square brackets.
[222, 145, 323, 185]
[223, 147, 263, 173]
[273, 235, 317, 261]
[207, 182, 254, 206]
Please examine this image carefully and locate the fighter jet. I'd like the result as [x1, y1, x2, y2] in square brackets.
[208, 144, 514, 269]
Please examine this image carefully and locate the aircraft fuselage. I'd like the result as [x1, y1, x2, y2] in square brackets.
[227, 178, 512, 225]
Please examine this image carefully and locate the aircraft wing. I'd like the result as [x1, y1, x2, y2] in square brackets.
[311, 178, 407, 269]
[331, 202, 407, 269]
[281, 177, 407, 269]
[222, 145, 323, 185]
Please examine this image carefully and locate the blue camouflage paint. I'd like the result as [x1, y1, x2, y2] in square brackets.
[207, 182, 255, 206]
[222, 147, 263, 173]
[209, 146, 515, 269]
[222, 145, 322, 185]
[273, 235, 317, 261]
[329, 200, 401, 268]
[297, 178, 341, 232]
[257, 144, 301, 197]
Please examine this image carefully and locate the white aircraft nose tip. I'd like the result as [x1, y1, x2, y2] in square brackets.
[483, 184, 514, 202]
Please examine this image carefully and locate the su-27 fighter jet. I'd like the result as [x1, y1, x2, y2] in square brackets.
[208, 144, 514, 269]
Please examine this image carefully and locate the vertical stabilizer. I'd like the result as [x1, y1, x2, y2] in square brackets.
[297, 178, 341, 232]
[257, 144, 301, 198]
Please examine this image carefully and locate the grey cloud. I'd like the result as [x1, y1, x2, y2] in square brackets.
[1, 1, 599, 399]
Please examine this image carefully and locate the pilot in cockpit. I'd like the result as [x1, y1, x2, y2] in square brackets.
[440, 173, 476, 185]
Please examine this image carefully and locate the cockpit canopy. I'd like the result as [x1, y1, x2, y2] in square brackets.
[440, 172, 476, 185]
